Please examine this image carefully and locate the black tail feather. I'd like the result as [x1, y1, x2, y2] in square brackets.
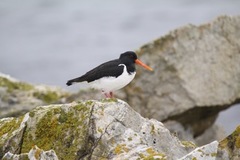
[66, 76, 86, 86]
[66, 80, 74, 86]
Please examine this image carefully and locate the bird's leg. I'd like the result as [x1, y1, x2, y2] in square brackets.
[110, 92, 113, 98]
[102, 90, 110, 98]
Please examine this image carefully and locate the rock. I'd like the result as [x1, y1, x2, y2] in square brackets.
[195, 124, 226, 146]
[2, 145, 58, 160]
[1, 15, 240, 148]
[0, 73, 70, 118]
[90, 99, 188, 160]
[2, 152, 28, 160]
[28, 145, 58, 160]
[164, 120, 195, 142]
[0, 99, 192, 160]
[179, 141, 219, 160]
[0, 101, 91, 159]
[217, 125, 240, 160]
[122, 15, 240, 140]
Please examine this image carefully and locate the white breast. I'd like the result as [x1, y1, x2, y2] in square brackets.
[89, 64, 136, 92]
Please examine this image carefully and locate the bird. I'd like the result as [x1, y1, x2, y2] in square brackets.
[66, 51, 153, 98]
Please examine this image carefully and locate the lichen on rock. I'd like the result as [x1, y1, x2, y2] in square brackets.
[217, 125, 240, 160]
[21, 102, 92, 160]
[0, 99, 192, 160]
[0, 73, 70, 118]
[121, 15, 240, 145]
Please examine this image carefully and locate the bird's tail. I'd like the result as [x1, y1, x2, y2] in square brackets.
[66, 76, 86, 86]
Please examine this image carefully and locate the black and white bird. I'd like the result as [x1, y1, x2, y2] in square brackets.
[66, 51, 153, 98]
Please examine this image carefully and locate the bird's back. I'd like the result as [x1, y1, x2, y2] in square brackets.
[66, 59, 124, 85]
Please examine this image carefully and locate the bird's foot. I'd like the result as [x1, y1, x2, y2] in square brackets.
[110, 92, 113, 98]
[103, 91, 114, 98]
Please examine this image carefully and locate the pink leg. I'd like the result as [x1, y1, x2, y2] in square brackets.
[102, 91, 114, 98]
[110, 92, 113, 98]
[104, 93, 109, 98]
[102, 90, 110, 98]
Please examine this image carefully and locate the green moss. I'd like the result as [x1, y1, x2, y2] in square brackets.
[85, 100, 94, 106]
[234, 126, 240, 148]
[181, 141, 197, 148]
[146, 148, 155, 155]
[192, 157, 197, 160]
[21, 102, 91, 160]
[29, 111, 35, 117]
[219, 125, 240, 150]
[73, 102, 90, 112]
[98, 128, 103, 134]
[33, 91, 60, 103]
[0, 116, 23, 138]
[113, 144, 130, 155]
[141, 148, 167, 160]
[236, 136, 240, 148]
[128, 137, 133, 141]
[58, 108, 68, 123]
[0, 77, 33, 92]
[101, 98, 118, 103]
[211, 152, 217, 157]
[150, 125, 155, 134]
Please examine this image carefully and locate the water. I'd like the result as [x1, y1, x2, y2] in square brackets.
[0, 0, 240, 135]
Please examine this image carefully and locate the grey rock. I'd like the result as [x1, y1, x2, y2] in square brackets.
[195, 124, 226, 146]
[1, 99, 240, 160]
[122, 15, 240, 140]
[90, 99, 188, 160]
[2, 152, 28, 160]
[28, 145, 58, 160]
[0, 99, 191, 160]
[2, 145, 58, 160]
[179, 141, 219, 160]
[216, 126, 240, 160]
[0, 73, 70, 118]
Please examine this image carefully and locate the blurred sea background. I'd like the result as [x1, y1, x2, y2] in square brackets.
[0, 0, 240, 135]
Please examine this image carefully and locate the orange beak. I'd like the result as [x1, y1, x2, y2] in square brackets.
[135, 59, 153, 71]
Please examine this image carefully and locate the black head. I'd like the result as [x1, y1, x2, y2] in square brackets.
[119, 51, 137, 62]
[119, 51, 153, 71]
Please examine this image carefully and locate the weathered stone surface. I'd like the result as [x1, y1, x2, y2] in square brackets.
[122, 15, 240, 139]
[217, 125, 240, 160]
[90, 99, 188, 160]
[195, 124, 226, 146]
[2, 152, 28, 160]
[0, 101, 91, 159]
[0, 73, 70, 118]
[179, 141, 219, 160]
[2, 145, 58, 160]
[1, 15, 240, 151]
[1, 99, 240, 159]
[0, 99, 192, 160]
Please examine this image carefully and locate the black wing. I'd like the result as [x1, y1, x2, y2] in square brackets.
[66, 59, 124, 86]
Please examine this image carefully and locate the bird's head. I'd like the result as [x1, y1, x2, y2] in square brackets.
[120, 51, 153, 71]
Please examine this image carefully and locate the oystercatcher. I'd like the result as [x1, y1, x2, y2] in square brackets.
[66, 51, 152, 98]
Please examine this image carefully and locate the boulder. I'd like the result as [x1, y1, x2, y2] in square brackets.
[0, 73, 70, 118]
[2, 145, 58, 160]
[1, 99, 240, 159]
[217, 126, 240, 160]
[121, 15, 240, 138]
[179, 141, 219, 160]
[0, 99, 192, 160]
